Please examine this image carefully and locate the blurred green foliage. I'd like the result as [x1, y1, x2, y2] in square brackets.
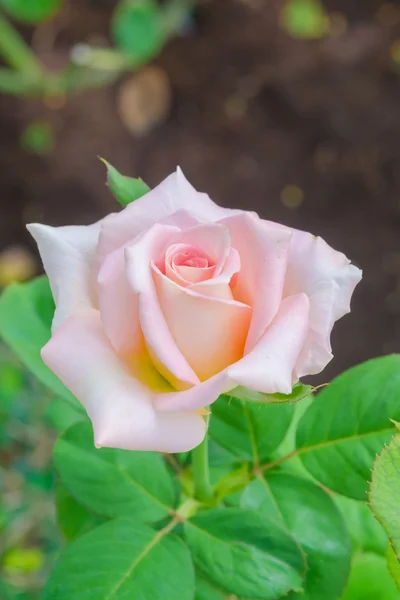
[20, 121, 54, 156]
[0, 0, 62, 24]
[3, 548, 44, 574]
[112, 0, 164, 62]
[0, 348, 62, 599]
[281, 0, 328, 40]
[0, 0, 192, 109]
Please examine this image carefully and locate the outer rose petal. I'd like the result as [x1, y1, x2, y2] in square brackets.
[153, 266, 252, 381]
[161, 209, 201, 229]
[27, 221, 102, 332]
[125, 224, 200, 388]
[220, 213, 292, 353]
[155, 293, 310, 412]
[97, 168, 241, 262]
[228, 293, 310, 393]
[41, 309, 206, 452]
[283, 230, 362, 376]
[98, 246, 141, 354]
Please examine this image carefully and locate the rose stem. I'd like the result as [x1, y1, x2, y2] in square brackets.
[191, 417, 214, 502]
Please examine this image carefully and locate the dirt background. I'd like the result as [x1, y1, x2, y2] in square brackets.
[1, 0, 400, 384]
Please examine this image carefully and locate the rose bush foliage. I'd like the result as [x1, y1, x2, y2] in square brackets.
[3, 162, 400, 600]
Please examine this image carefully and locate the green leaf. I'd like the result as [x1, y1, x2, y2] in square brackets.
[335, 496, 388, 556]
[387, 546, 400, 592]
[184, 507, 306, 599]
[53, 421, 176, 522]
[232, 382, 313, 405]
[112, 0, 163, 62]
[339, 553, 400, 600]
[45, 396, 87, 432]
[2, 274, 54, 327]
[55, 482, 106, 541]
[269, 395, 314, 481]
[242, 473, 351, 600]
[43, 518, 194, 600]
[213, 464, 250, 501]
[296, 355, 400, 499]
[101, 158, 150, 207]
[176, 451, 190, 465]
[281, 0, 328, 40]
[0, 0, 63, 23]
[0, 276, 79, 405]
[0, 357, 24, 409]
[369, 433, 400, 560]
[195, 575, 228, 600]
[209, 394, 295, 464]
[208, 438, 238, 468]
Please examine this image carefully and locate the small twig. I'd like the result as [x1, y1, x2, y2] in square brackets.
[312, 383, 330, 393]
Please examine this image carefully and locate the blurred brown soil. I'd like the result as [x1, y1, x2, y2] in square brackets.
[1, 0, 400, 383]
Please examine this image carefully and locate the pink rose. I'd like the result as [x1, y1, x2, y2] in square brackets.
[28, 169, 361, 453]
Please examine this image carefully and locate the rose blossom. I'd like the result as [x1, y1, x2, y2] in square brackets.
[28, 168, 361, 453]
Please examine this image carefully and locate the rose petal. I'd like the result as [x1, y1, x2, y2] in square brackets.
[192, 247, 240, 300]
[169, 223, 231, 275]
[125, 223, 200, 389]
[284, 230, 362, 376]
[155, 293, 309, 412]
[98, 246, 141, 354]
[174, 262, 215, 284]
[165, 242, 215, 286]
[153, 266, 252, 381]
[228, 293, 310, 394]
[220, 213, 292, 353]
[161, 209, 202, 229]
[164, 222, 236, 299]
[41, 309, 206, 452]
[27, 221, 102, 332]
[155, 369, 237, 413]
[98, 168, 240, 262]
